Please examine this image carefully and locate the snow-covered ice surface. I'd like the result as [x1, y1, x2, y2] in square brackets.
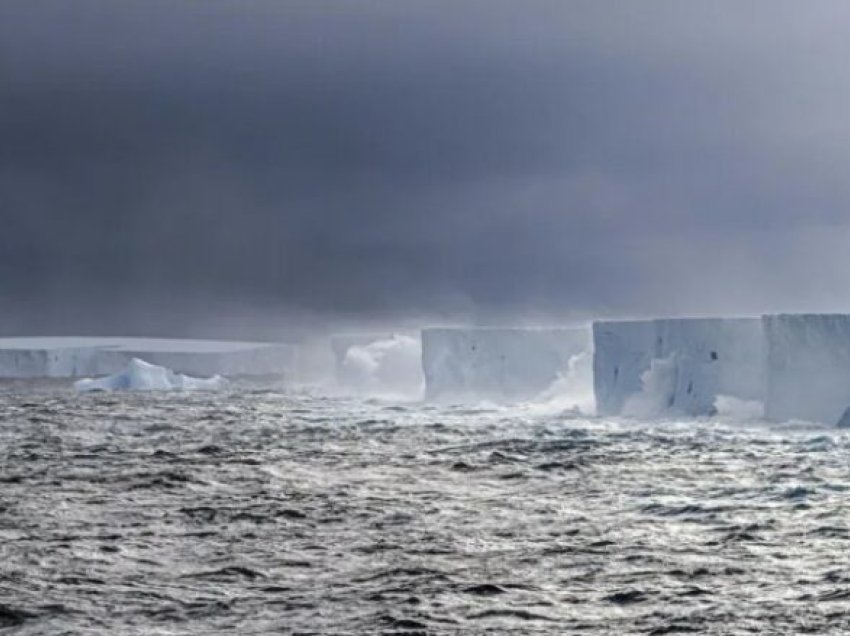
[764, 314, 850, 425]
[422, 327, 590, 403]
[0, 337, 293, 378]
[0, 382, 849, 633]
[594, 318, 764, 417]
[74, 358, 226, 392]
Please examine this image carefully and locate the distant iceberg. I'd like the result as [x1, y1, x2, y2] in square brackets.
[0, 336, 293, 379]
[74, 358, 227, 392]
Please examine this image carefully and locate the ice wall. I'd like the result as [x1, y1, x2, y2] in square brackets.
[94, 340, 294, 377]
[592, 321, 656, 416]
[0, 347, 103, 378]
[593, 318, 764, 417]
[0, 337, 293, 378]
[0, 338, 121, 378]
[421, 327, 590, 402]
[764, 314, 850, 425]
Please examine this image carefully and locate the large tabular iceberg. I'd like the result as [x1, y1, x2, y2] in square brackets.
[763, 314, 850, 425]
[593, 317, 764, 417]
[421, 327, 590, 402]
[0, 337, 293, 378]
[75, 358, 226, 392]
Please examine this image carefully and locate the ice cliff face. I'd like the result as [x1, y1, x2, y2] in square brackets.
[0, 346, 104, 378]
[420, 315, 850, 423]
[593, 318, 764, 417]
[592, 321, 656, 416]
[421, 327, 590, 403]
[763, 314, 850, 425]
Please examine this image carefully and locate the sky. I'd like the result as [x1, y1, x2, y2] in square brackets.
[2, 1, 850, 339]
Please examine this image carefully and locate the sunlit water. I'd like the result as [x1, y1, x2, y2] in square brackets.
[1, 383, 849, 634]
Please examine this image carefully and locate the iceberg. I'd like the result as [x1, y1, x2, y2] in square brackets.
[0, 337, 293, 378]
[421, 327, 590, 402]
[593, 317, 764, 417]
[764, 314, 850, 425]
[74, 358, 226, 392]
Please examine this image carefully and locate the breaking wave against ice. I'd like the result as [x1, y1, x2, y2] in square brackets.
[621, 355, 679, 419]
[338, 334, 424, 399]
[530, 351, 596, 415]
[712, 394, 765, 421]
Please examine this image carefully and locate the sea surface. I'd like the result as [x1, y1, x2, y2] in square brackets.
[1, 384, 849, 634]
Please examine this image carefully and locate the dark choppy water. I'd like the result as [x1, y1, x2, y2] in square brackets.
[1, 386, 850, 634]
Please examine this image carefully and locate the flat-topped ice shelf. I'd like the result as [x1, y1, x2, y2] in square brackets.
[0, 337, 294, 378]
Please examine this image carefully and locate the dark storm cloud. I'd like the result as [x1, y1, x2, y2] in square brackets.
[2, 1, 850, 337]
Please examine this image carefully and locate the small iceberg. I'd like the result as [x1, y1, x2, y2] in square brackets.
[74, 358, 227, 392]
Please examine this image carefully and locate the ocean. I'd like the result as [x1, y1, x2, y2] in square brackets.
[0, 384, 848, 634]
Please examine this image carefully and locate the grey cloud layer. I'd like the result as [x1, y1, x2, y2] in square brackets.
[2, 1, 850, 337]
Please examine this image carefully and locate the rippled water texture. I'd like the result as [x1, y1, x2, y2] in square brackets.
[1, 385, 850, 634]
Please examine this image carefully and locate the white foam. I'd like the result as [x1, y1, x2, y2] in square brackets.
[533, 351, 596, 414]
[622, 355, 679, 418]
[713, 394, 764, 421]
